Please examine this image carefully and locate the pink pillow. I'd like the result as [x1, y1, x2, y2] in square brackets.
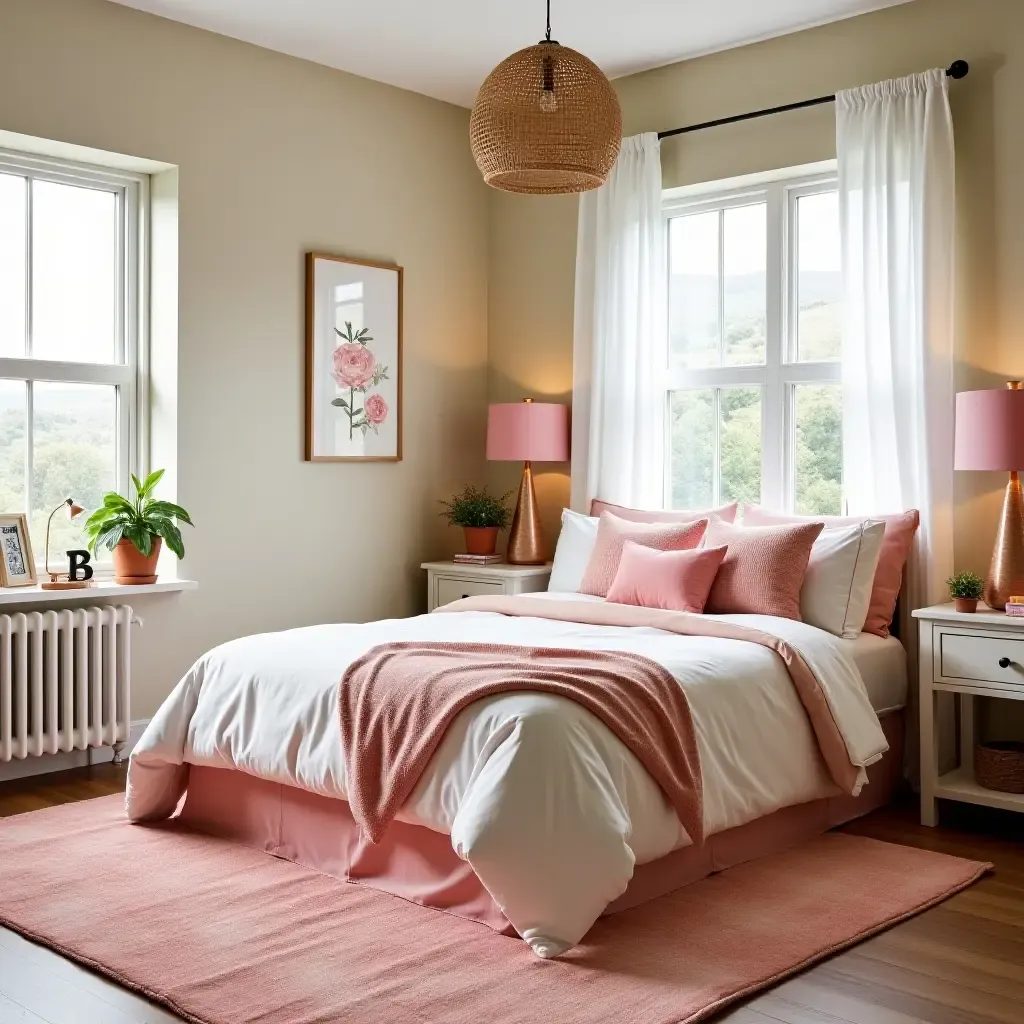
[741, 505, 920, 637]
[579, 513, 708, 598]
[703, 519, 824, 620]
[589, 499, 738, 524]
[606, 542, 728, 613]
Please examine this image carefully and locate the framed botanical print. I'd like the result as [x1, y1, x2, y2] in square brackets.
[0, 513, 37, 587]
[305, 252, 403, 461]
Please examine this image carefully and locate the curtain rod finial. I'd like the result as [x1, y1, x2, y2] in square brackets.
[947, 60, 969, 80]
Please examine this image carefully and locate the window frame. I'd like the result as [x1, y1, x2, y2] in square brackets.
[0, 148, 150, 566]
[662, 167, 841, 512]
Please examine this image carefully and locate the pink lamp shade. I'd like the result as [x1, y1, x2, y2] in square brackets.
[486, 401, 569, 463]
[955, 387, 1024, 470]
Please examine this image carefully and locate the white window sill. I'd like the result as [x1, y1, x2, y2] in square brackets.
[0, 579, 197, 609]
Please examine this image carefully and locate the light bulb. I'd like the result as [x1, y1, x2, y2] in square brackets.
[539, 88, 558, 113]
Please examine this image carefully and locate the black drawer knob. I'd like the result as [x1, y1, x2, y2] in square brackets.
[999, 657, 1012, 669]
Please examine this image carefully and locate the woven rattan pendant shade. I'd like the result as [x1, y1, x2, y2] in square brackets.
[470, 41, 622, 195]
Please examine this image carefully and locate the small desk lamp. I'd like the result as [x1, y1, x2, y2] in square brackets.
[41, 498, 89, 591]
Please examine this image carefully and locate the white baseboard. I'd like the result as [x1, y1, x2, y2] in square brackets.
[0, 718, 151, 783]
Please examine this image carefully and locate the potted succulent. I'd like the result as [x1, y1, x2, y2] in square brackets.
[947, 570, 985, 614]
[438, 486, 512, 556]
[84, 470, 194, 584]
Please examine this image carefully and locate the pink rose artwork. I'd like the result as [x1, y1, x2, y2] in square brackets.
[364, 393, 388, 426]
[330, 321, 390, 439]
[332, 343, 376, 389]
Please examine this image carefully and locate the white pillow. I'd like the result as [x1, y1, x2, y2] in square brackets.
[801, 521, 885, 638]
[548, 509, 599, 593]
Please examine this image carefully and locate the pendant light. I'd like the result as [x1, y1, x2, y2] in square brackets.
[470, 0, 622, 195]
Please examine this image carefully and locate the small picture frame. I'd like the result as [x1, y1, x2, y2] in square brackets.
[0, 514, 37, 588]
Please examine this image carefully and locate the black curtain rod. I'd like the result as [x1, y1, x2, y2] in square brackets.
[657, 60, 969, 140]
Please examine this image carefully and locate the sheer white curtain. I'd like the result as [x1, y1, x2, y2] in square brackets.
[570, 133, 666, 512]
[837, 69, 956, 609]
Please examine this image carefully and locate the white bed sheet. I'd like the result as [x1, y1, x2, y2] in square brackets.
[844, 633, 908, 714]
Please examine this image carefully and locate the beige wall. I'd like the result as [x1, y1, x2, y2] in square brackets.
[0, 0, 490, 717]
[487, 0, 1024, 578]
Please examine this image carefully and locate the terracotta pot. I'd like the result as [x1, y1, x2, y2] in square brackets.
[463, 526, 499, 556]
[954, 597, 979, 614]
[112, 537, 162, 585]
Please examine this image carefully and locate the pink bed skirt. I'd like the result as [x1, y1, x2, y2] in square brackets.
[178, 712, 904, 935]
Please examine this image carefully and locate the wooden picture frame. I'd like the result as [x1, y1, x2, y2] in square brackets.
[0, 513, 37, 588]
[305, 252, 403, 462]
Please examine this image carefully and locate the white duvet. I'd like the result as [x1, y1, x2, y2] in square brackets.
[127, 594, 888, 958]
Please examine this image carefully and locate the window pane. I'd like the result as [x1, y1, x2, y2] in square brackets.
[720, 386, 762, 504]
[31, 382, 117, 560]
[724, 203, 766, 366]
[0, 380, 27, 514]
[670, 389, 714, 508]
[796, 191, 842, 362]
[794, 384, 843, 515]
[31, 180, 118, 363]
[669, 212, 719, 368]
[0, 174, 27, 357]
[670, 387, 762, 508]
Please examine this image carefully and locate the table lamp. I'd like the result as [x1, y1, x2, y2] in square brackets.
[486, 399, 569, 564]
[955, 381, 1024, 609]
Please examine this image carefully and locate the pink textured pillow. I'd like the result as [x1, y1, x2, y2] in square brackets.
[579, 513, 708, 598]
[606, 542, 728, 613]
[741, 505, 920, 636]
[703, 519, 824, 619]
[590, 499, 738, 524]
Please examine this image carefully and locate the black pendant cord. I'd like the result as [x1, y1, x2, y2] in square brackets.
[657, 59, 969, 140]
[545, 0, 551, 42]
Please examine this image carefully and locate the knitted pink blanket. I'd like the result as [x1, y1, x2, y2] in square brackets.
[339, 642, 703, 847]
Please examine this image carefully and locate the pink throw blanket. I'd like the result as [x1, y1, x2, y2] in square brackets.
[436, 596, 866, 797]
[339, 643, 703, 847]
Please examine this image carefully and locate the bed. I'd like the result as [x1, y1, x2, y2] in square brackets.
[127, 593, 903, 957]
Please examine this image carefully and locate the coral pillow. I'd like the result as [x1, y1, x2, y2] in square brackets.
[590, 499, 738, 524]
[703, 520, 824, 620]
[579, 513, 708, 598]
[741, 505, 920, 637]
[606, 541, 728, 613]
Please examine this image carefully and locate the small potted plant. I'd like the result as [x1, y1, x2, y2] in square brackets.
[947, 570, 985, 613]
[84, 470, 194, 584]
[438, 486, 512, 556]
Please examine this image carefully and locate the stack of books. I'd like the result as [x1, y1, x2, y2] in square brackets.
[1006, 597, 1024, 617]
[453, 553, 504, 565]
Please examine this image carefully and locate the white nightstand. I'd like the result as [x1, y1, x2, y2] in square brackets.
[421, 561, 552, 612]
[914, 603, 1024, 826]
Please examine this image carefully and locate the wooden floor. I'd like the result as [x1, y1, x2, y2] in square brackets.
[1, 767, 1022, 1023]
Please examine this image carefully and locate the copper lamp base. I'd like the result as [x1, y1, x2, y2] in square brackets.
[984, 470, 1024, 610]
[507, 461, 546, 564]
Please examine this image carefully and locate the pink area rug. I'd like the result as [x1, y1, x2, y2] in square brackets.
[0, 795, 989, 1024]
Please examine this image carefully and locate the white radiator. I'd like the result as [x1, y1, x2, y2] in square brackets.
[0, 606, 132, 764]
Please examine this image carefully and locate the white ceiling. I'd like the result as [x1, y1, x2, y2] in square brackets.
[108, 0, 910, 108]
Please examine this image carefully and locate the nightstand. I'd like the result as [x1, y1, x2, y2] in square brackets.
[421, 561, 552, 612]
[914, 603, 1024, 826]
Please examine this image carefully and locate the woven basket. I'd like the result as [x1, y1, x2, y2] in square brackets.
[975, 741, 1024, 794]
[470, 42, 622, 195]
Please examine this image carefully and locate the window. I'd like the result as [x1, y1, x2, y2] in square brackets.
[664, 169, 843, 515]
[0, 150, 147, 563]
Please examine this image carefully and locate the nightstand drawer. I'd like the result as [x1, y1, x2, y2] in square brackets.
[435, 576, 505, 607]
[939, 630, 1024, 686]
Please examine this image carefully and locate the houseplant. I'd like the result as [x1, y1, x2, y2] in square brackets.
[946, 570, 985, 613]
[84, 470, 194, 584]
[439, 486, 512, 556]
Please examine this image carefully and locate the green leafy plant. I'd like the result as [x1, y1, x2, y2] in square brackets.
[84, 470, 194, 558]
[438, 486, 513, 530]
[946, 571, 984, 600]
